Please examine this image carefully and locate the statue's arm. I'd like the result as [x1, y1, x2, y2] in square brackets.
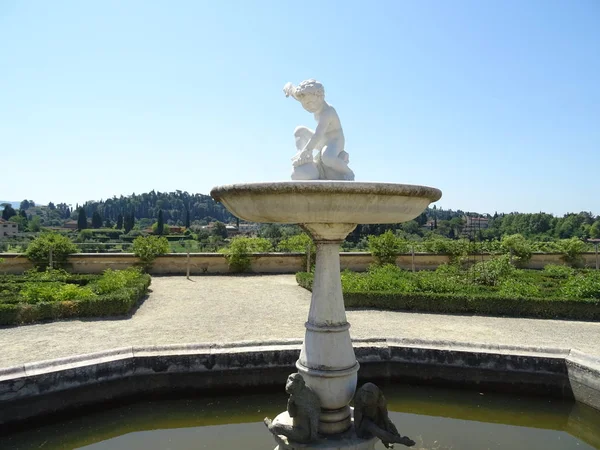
[283, 82, 296, 98]
[287, 397, 298, 417]
[303, 110, 332, 152]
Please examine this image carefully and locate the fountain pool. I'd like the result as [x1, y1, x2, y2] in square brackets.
[2, 383, 599, 450]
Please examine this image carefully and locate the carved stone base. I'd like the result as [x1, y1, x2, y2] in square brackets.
[270, 412, 377, 450]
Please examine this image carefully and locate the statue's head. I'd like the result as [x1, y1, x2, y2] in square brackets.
[357, 382, 381, 406]
[285, 373, 305, 394]
[293, 79, 325, 113]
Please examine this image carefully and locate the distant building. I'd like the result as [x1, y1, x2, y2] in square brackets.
[63, 220, 79, 230]
[464, 216, 489, 229]
[461, 216, 489, 237]
[0, 219, 18, 238]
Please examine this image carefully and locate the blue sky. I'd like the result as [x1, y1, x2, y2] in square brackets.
[1, 0, 598, 215]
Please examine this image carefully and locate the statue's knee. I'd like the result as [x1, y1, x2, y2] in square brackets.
[294, 126, 313, 138]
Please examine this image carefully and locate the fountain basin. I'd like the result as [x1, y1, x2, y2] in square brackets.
[209, 181, 442, 225]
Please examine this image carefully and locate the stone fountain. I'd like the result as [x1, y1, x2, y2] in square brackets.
[211, 79, 441, 449]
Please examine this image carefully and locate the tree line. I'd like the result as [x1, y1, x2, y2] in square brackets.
[77, 190, 233, 226]
[3, 195, 598, 242]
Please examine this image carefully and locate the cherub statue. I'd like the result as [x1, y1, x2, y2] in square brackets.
[264, 373, 321, 448]
[354, 383, 415, 448]
[283, 79, 355, 181]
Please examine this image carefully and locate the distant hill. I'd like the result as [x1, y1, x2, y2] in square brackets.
[0, 201, 20, 210]
[80, 190, 235, 226]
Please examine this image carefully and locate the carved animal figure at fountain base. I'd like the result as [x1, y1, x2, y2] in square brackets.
[354, 383, 415, 448]
[264, 374, 321, 446]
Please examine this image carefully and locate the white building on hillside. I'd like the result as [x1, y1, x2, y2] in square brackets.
[0, 219, 18, 238]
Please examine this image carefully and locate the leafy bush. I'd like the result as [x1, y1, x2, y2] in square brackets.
[543, 264, 575, 278]
[19, 282, 95, 303]
[555, 237, 587, 267]
[498, 279, 541, 298]
[25, 232, 78, 269]
[367, 231, 407, 266]
[278, 232, 316, 270]
[471, 255, 514, 286]
[341, 264, 417, 292]
[562, 272, 600, 299]
[278, 233, 314, 253]
[422, 237, 470, 264]
[220, 236, 272, 272]
[132, 236, 170, 271]
[501, 234, 533, 267]
[415, 270, 467, 294]
[92, 268, 143, 294]
[22, 268, 71, 282]
[78, 229, 94, 241]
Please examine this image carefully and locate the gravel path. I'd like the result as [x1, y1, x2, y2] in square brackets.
[1, 275, 599, 368]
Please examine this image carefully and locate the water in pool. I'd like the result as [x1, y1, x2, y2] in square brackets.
[1, 384, 599, 449]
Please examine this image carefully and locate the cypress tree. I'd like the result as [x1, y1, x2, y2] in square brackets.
[116, 214, 123, 229]
[185, 210, 191, 229]
[77, 208, 88, 231]
[157, 209, 164, 235]
[124, 213, 135, 233]
[92, 211, 103, 228]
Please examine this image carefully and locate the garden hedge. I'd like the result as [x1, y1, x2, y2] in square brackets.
[296, 272, 600, 321]
[0, 274, 151, 326]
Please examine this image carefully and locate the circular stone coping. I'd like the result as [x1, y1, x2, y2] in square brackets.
[210, 181, 442, 203]
[0, 339, 599, 426]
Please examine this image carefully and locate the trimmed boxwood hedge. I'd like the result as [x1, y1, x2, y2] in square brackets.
[296, 272, 600, 321]
[0, 274, 151, 326]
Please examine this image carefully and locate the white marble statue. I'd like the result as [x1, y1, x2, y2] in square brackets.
[284, 79, 355, 181]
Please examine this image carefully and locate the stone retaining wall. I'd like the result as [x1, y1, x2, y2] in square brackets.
[0, 339, 598, 427]
[0, 252, 597, 275]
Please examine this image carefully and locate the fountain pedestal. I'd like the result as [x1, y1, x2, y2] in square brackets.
[297, 223, 359, 435]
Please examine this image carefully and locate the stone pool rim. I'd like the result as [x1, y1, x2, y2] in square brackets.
[0, 337, 599, 426]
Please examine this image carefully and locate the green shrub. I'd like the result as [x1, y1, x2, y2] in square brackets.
[422, 237, 470, 264]
[0, 271, 151, 325]
[367, 231, 407, 266]
[562, 272, 600, 299]
[132, 235, 169, 271]
[220, 236, 272, 272]
[555, 237, 587, 267]
[92, 268, 143, 295]
[415, 270, 467, 294]
[341, 264, 417, 292]
[22, 268, 71, 282]
[19, 282, 95, 303]
[0, 304, 19, 325]
[471, 255, 514, 286]
[498, 279, 541, 298]
[278, 233, 314, 253]
[278, 233, 316, 270]
[296, 266, 600, 320]
[543, 264, 575, 278]
[501, 234, 533, 267]
[434, 263, 462, 276]
[296, 272, 313, 290]
[25, 232, 78, 270]
[78, 229, 94, 241]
